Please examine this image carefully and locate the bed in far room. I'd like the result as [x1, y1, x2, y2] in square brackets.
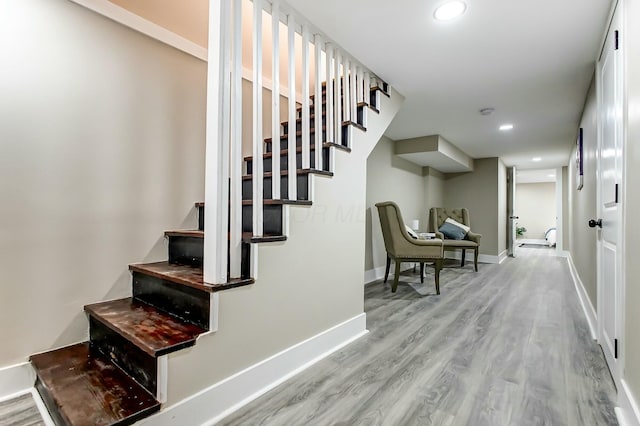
[545, 227, 557, 247]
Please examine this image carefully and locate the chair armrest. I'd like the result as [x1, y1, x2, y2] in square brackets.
[435, 231, 445, 240]
[467, 231, 482, 244]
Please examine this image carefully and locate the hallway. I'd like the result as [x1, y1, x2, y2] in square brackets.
[222, 255, 617, 425]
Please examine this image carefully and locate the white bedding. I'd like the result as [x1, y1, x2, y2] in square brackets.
[545, 228, 557, 247]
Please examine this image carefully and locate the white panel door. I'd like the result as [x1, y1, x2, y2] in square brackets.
[596, 11, 623, 382]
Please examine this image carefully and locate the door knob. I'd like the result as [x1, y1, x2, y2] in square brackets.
[509, 216, 519, 219]
[588, 219, 602, 228]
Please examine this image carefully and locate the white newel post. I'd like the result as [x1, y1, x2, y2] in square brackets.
[204, 0, 232, 284]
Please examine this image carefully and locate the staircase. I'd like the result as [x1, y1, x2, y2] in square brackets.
[29, 205, 253, 425]
[27, 79, 393, 425]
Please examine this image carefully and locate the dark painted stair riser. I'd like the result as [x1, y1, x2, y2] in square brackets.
[198, 204, 204, 231]
[282, 115, 325, 133]
[168, 235, 203, 267]
[266, 126, 348, 152]
[265, 130, 328, 150]
[246, 147, 331, 174]
[132, 271, 210, 330]
[90, 317, 158, 396]
[242, 204, 283, 235]
[242, 173, 310, 201]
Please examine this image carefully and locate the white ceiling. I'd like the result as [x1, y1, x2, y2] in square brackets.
[286, 0, 613, 169]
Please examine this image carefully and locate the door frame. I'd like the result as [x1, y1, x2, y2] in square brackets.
[506, 167, 517, 257]
[595, 0, 626, 388]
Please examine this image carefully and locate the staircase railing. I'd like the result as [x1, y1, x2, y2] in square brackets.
[204, 0, 387, 284]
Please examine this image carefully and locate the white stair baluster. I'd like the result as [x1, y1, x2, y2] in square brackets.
[314, 34, 323, 171]
[271, 0, 281, 200]
[287, 14, 297, 200]
[229, 0, 243, 277]
[252, 0, 264, 236]
[301, 26, 311, 170]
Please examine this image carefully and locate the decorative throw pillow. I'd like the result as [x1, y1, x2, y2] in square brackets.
[404, 224, 418, 239]
[439, 220, 467, 240]
[445, 217, 470, 234]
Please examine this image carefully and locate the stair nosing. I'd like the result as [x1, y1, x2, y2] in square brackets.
[85, 297, 205, 357]
[129, 261, 254, 293]
[165, 229, 204, 238]
[242, 169, 334, 180]
[241, 199, 313, 206]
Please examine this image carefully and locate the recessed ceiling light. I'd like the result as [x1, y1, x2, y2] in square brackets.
[532, 157, 542, 162]
[434, 1, 466, 21]
[499, 124, 514, 131]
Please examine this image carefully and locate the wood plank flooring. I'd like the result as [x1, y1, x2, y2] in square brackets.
[220, 255, 618, 425]
[0, 393, 44, 426]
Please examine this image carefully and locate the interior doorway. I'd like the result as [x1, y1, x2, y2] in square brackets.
[513, 168, 559, 257]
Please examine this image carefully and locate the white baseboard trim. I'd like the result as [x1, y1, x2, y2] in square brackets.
[139, 313, 368, 426]
[0, 362, 35, 399]
[364, 266, 387, 284]
[617, 379, 640, 426]
[498, 250, 508, 264]
[566, 254, 597, 340]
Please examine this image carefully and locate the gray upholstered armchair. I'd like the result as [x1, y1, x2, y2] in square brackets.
[428, 207, 482, 272]
[375, 202, 444, 294]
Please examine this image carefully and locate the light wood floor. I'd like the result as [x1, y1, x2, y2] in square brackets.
[0, 393, 44, 426]
[221, 255, 618, 425]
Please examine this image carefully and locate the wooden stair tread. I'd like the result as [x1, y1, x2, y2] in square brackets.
[30, 343, 160, 426]
[242, 169, 333, 180]
[371, 85, 391, 97]
[129, 261, 253, 293]
[358, 101, 380, 114]
[264, 121, 359, 144]
[281, 111, 327, 127]
[164, 229, 203, 238]
[243, 232, 287, 243]
[85, 298, 207, 357]
[245, 142, 349, 162]
[241, 199, 312, 206]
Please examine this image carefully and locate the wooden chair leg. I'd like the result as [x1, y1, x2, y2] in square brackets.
[420, 262, 425, 284]
[392, 260, 401, 292]
[474, 248, 479, 272]
[461, 249, 466, 267]
[434, 259, 443, 295]
[384, 256, 391, 283]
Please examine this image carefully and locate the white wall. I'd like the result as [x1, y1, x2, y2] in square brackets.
[516, 183, 557, 239]
[0, 0, 207, 367]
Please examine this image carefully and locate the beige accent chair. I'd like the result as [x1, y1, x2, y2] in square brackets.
[428, 207, 482, 272]
[376, 202, 444, 294]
